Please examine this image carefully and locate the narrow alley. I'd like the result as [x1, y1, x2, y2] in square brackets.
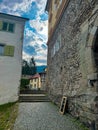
[14, 102, 86, 130]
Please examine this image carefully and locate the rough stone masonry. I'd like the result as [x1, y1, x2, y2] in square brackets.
[46, 0, 98, 129]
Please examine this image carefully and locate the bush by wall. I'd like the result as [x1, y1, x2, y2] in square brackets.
[20, 78, 30, 90]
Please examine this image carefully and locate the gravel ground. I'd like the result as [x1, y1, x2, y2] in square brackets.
[14, 102, 83, 130]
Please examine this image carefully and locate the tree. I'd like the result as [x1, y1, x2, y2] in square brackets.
[29, 57, 36, 75]
[22, 57, 36, 76]
[22, 60, 29, 75]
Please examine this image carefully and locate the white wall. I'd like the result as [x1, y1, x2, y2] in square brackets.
[0, 17, 25, 105]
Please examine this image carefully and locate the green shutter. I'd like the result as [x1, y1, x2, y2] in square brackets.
[0, 21, 3, 30]
[4, 45, 14, 56]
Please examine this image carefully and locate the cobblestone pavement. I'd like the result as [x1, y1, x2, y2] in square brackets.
[14, 102, 83, 130]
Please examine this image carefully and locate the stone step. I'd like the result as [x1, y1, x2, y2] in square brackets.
[19, 99, 50, 102]
[20, 90, 46, 94]
[19, 94, 50, 102]
[19, 96, 49, 100]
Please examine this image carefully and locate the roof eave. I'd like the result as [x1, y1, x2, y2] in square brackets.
[0, 12, 29, 21]
[45, 0, 51, 12]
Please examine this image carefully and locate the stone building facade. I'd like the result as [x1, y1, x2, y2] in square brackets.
[46, 0, 98, 129]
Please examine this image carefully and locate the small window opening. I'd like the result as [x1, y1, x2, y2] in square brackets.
[93, 29, 98, 68]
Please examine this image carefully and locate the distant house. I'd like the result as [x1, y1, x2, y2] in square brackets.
[0, 13, 29, 105]
[29, 68, 47, 90]
[39, 67, 47, 90]
[29, 73, 41, 90]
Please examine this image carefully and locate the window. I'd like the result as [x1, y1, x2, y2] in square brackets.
[55, 40, 59, 52]
[4, 45, 15, 56]
[8, 23, 14, 32]
[58, 34, 62, 48]
[34, 78, 36, 82]
[2, 22, 7, 31]
[30, 80, 33, 83]
[51, 34, 61, 57]
[0, 44, 4, 55]
[0, 44, 14, 56]
[51, 47, 54, 57]
[34, 84, 36, 88]
[0, 21, 15, 33]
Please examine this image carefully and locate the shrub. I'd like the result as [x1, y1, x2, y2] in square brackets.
[20, 78, 30, 90]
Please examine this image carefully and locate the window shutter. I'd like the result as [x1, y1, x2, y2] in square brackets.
[4, 45, 14, 56]
[0, 21, 3, 30]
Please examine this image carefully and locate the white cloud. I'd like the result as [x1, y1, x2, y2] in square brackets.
[24, 19, 48, 65]
[29, 19, 48, 39]
[0, 0, 47, 16]
[0, 0, 35, 15]
[25, 25, 47, 48]
[22, 49, 47, 66]
[35, 55, 47, 62]
[35, 0, 47, 17]
[25, 28, 35, 38]
[28, 38, 44, 47]
[25, 39, 47, 57]
[36, 61, 47, 66]
[22, 51, 32, 61]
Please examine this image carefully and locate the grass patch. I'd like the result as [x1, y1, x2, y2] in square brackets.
[65, 114, 89, 130]
[49, 101, 59, 110]
[72, 119, 89, 130]
[0, 102, 18, 130]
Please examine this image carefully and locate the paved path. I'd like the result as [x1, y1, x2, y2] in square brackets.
[14, 102, 83, 130]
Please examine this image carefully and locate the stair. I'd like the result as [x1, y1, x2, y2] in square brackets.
[19, 93, 50, 102]
[20, 90, 46, 94]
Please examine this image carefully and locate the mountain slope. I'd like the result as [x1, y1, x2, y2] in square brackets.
[36, 65, 47, 73]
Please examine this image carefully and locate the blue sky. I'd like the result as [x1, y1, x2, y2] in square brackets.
[0, 0, 48, 66]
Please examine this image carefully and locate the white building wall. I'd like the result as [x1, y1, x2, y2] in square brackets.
[0, 17, 26, 105]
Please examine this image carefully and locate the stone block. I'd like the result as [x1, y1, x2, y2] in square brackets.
[87, 73, 98, 80]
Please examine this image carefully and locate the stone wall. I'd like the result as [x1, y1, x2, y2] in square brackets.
[47, 0, 98, 129]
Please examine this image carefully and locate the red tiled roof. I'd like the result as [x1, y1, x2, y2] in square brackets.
[30, 73, 40, 79]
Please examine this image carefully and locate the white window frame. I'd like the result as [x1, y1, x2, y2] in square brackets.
[0, 21, 15, 33]
[51, 34, 62, 58]
[0, 44, 5, 56]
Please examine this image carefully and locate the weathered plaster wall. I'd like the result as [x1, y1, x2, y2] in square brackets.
[0, 18, 25, 105]
[48, 0, 68, 38]
[47, 0, 98, 129]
